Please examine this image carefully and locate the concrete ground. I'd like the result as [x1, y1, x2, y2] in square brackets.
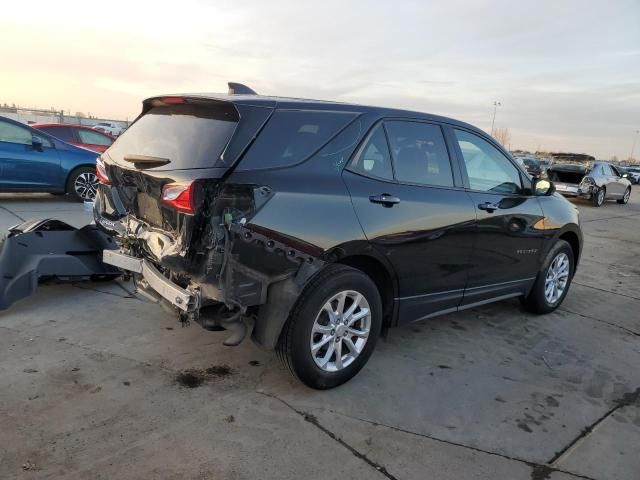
[1, 191, 639, 480]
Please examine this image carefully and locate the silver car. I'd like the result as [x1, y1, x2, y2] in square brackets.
[548, 161, 632, 207]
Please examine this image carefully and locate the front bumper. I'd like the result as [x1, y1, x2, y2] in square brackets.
[102, 250, 198, 313]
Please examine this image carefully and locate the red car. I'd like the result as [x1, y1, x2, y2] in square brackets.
[32, 124, 115, 153]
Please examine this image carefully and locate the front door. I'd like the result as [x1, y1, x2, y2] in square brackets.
[343, 121, 476, 324]
[450, 127, 545, 307]
[0, 119, 61, 190]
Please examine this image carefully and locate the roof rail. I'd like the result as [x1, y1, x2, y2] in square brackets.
[228, 82, 258, 95]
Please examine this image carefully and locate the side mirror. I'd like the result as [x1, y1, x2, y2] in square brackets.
[31, 135, 44, 151]
[533, 178, 555, 196]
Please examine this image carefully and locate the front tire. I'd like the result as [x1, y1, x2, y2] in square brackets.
[276, 264, 382, 389]
[66, 166, 98, 202]
[523, 240, 574, 314]
[617, 187, 631, 205]
[591, 187, 605, 207]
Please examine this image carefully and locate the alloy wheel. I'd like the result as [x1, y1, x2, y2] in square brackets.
[597, 189, 605, 205]
[544, 252, 570, 304]
[74, 172, 98, 201]
[623, 189, 630, 203]
[310, 290, 371, 372]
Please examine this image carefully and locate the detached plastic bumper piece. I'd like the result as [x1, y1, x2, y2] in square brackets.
[0, 219, 120, 311]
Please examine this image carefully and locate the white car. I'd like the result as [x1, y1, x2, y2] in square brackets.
[92, 122, 124, 137]
[625, 167, 640, 184]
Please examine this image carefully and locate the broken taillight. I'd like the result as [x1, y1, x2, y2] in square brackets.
[96, 157, 111, 185]
[161, 182, 196, 214]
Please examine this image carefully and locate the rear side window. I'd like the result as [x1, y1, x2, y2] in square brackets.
[77, 129, 113, 146]
[238, 110, 357, 170]
[38, 126, 75, 143]
[349, 124, 394, 180]
[106, 103, 238, 170]
[385, 121, 453, 187]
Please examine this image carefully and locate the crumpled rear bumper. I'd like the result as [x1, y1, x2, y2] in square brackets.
[0, 219, 120, 311]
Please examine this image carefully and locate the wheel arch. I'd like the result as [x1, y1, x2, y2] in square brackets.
[253, 248, 398, 350]
[334, 254, 397, 326]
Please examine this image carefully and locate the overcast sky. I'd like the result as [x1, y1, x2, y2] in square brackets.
[2, 0, 639, 159]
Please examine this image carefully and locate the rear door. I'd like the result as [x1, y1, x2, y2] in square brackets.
[607, 164, 625, 197]
[343, 120, 476, 323]
[0, 119, 61, 190]
[450, 127, 545, 306]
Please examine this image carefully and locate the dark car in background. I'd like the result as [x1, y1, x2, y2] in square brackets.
[95, 86, 583, 389]
[32, 124, 115, 153]
[514, 156, 544, 177]
[0, 115, 99, 201]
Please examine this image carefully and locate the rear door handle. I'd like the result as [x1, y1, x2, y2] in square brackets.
[369, 193, 401, 207]
[478, 201, 499, 213]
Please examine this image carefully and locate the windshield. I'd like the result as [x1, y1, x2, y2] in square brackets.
[106, 103, 238, 170]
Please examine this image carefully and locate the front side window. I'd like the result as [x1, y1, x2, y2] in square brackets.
[77, 129, 113, 146]
[454, 129, 523, 194]
[385, 121, 453, 187]
[38, 126, 75, 143]
[0, 120, 33, 145]
[348, 124, 394, 180]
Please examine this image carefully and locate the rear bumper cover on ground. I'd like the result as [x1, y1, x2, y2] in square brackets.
[0, 219, 120, 311]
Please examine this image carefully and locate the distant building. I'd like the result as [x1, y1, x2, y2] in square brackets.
[0, 105, 128, 130]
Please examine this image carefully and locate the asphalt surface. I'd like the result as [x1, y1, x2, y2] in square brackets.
[0, 192, 639, 480]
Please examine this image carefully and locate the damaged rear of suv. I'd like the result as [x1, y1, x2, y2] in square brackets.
[94, 83, 582, 389]
[96, 86, 377, 388]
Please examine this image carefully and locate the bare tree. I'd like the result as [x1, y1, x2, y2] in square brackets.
[493, 127, 511, 147]
[610, 155, 618, 162]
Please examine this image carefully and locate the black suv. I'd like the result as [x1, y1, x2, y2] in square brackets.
[95, 84, 582, 389]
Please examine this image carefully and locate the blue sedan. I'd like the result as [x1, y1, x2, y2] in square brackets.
[0, 115, 100, 201]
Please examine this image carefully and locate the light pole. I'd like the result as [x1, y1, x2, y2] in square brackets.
[491, 101, 501, 134]
[630, 130, 639, 162]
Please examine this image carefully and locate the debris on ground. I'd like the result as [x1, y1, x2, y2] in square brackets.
[23, 368, 38, 373]
[21, 460, 37, 471]
[224, 415, 235, 423]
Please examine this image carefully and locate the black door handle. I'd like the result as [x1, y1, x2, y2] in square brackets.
[369, 193, 401, 207]
[478, 201, 499, 213]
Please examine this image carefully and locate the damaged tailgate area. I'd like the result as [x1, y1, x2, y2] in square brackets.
[100, 180, 323, 347]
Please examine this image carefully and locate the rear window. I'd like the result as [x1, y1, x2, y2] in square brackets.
[106, 103, 238, 170]
[237, 110, 358, 170]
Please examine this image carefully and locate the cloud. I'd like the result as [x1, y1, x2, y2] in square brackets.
[1, 0, 639, 158]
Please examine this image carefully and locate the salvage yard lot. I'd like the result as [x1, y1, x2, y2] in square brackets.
[1, 192, 639, 480]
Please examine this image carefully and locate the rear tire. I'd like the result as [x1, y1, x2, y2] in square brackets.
[66, 166, 98, 202]
[591, 187, 605, 207]
[276, 264, 382, 389]
[523, 240, 574, 314]
[617, 187, 631, 205]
